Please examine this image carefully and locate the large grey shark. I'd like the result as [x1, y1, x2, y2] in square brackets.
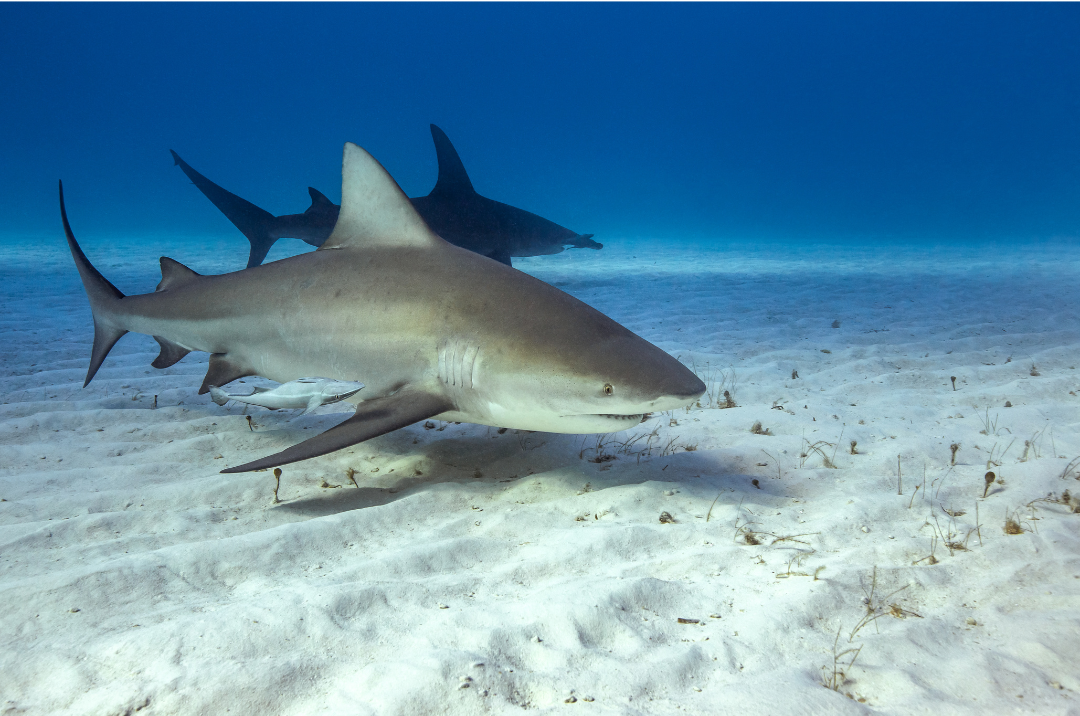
[63, 142, 703, 473]
[172, 124, 602, 268]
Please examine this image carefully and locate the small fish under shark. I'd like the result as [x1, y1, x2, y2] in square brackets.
[209, 378, 364, 415]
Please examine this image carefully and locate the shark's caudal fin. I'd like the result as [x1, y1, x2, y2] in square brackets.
[221, 387, 452, 473]
[59, 181, 128, 387]
[170, 150, 279, 268]
[429, 124, 475, 196]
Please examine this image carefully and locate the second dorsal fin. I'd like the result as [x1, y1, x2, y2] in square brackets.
[319, 143, 443, 251]
[155, 257, 201, 292]
[307, 187, 334, 210]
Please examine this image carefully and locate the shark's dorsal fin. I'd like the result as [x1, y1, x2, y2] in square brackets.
[156, 257, 201, 292]
[429, 124, 475, 196]
[320, 143, 442, 251]
[307, 187, 334, 210]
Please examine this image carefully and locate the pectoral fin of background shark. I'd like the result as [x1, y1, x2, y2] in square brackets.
[171, 150, 280, 269]
[220, 387, 453, 473]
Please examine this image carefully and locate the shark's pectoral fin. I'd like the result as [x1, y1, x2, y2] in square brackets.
[299, 395, 322, 416]
[220, 387, 452, 473]
[199, 353, 256, 395]
[151, 336, 191, 369]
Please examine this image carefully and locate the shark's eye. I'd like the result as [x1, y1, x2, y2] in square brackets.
[603, 383, 614, 395]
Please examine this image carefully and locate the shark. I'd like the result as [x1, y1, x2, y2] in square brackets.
[63, 142, 704, 474]
[209, 377, 365, 415]
[172, 124, 602, 268]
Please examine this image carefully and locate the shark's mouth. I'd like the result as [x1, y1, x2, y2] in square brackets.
[570, 413, 645, 422]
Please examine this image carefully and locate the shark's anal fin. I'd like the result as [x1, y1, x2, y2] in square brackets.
[155, 257, 201, 292]
[151, 336, 191, 369]
[221, 387, 452, 473]
[199, 353, 255, 395]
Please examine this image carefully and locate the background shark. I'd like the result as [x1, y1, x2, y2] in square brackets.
[65, 142, 702, 473]
[172, 125, 601, 268]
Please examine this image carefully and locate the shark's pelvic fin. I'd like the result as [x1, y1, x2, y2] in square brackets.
[151, 336, 191, 369]
[320, 143, 444, 251]
[199, 353, 255, 395]
[59, 181, 129, 387]
[155, 256, 201, 292]
[170, 150, 280, 269]
[429, 124, 475, 195]
[221, 387, 453, 473]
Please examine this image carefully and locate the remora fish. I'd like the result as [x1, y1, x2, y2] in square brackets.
[171, 124, 601, 268]
[62, 142, 704, 473]
[209, 378, 365, 415]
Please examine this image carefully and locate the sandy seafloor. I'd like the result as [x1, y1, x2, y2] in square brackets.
[1, 233, 1078, 716]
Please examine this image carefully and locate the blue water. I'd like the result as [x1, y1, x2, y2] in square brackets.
[2, 2, 1078, 248]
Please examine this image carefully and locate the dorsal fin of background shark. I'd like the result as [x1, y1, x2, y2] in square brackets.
[171, 125, 600, 269]
[429, 123, 475, 196]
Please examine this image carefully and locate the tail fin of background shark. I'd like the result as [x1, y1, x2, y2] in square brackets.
[59, 181, 128, 387]
[170, 150, 279, 268]
[429, 124, 475, 196]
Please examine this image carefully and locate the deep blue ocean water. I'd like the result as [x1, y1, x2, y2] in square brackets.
[2, 2, 1078, 249]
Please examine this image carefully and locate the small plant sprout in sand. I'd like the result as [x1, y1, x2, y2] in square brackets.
[750, 421, 772, 436]
[345, 467, 360, 488]
[684, 358, 737, 409]
[985, 439, 1016, 469]
[982, 471, 996, 499]
[978, 407, 1007, 436]
[848, 567, 921, 641]
[1003, 508, 1032, 535]
[950, 376, 957, 391]
[272, 468, 282, 504]
[950, 443, 961, 466]
[821, 625, 863, 693]
[1060, 456, 1080, 482]
[800, 437, 838, 469]
[1019, 426, 1048, 462]
[849, 440, 858, 455]
[761, 449, 782, 480]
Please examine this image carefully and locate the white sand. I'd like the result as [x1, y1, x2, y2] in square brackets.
[2, 235, 1079, 715]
